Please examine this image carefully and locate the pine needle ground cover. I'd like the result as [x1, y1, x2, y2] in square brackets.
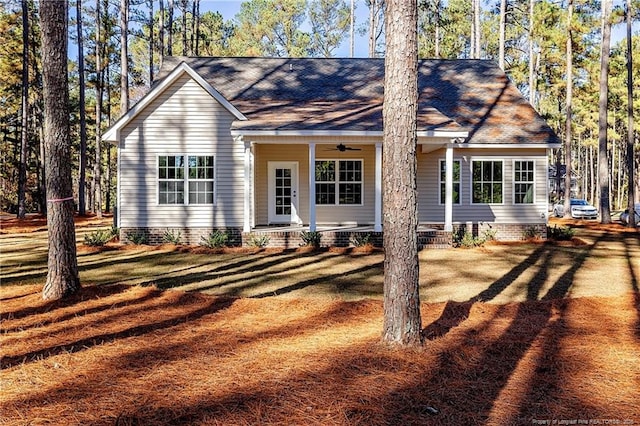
[1, 215, 639, 425]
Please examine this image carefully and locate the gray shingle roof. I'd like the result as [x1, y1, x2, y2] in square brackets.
[158, 56, 559, 145]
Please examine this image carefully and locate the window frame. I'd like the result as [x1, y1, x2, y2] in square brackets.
[470, 159, 504, 205]
[314, 159, 364, 206]
[157, 154, 216, 206]
[513, 159, 536, 205]
[438, 159, 461, 205]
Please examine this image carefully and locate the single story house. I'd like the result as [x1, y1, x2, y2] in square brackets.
[103, 56, 560, 248]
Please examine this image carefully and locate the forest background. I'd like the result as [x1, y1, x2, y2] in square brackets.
[0, 0, 638, 218]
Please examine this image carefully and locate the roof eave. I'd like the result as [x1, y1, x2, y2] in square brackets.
[230, 129, 470, 139]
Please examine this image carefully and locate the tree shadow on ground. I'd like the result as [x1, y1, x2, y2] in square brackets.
[0, 294, 235, 370]
[422, 231, 604, 342]
[0, 284, 131, 322]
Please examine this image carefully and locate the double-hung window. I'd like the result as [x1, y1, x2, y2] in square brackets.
[315, 160, 362, 205]
[158, 155, 215, 205]
[158, 155, 185, 204]
[514, 160, 535, 204]
[472, 160, 503, 204]
[439, 159, 461, 204]
[188, 156, 215, 204]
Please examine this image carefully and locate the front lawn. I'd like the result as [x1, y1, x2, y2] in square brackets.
[1, 216, 639, 424]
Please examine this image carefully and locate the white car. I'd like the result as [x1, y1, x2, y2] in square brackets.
[553, 199, 598, 219]
[620, 203, 640, 226]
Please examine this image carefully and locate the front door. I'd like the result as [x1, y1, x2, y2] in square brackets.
[268, 162, 301, 224]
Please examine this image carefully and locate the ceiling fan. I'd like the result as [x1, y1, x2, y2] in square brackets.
[327, 143, 361, 152]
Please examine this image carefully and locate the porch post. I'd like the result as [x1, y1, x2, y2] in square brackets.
[309, 143, 316, 232]
[444, 142, 453, 232]
[374, 142, 382, 232]
[242, 138, 252, 233]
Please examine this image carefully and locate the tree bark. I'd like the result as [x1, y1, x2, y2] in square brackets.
[350, 0, 355, 57]
[625, 0, 635, 227]
[148, 0, 154, 85]
[528, 0, 536, 106]
[120, 0, 129, 116]
[498, 0, 507, 70]
[194, 0, 200, 55]
[473, 0, 481, 58]
[598, 0, 612, 223]
[382, 0, 421, 346]
[94, 0, 103, 218]
[159, 0, 165, 57]
[18, 0, 29, 219]
[181, 0, 187, 55]
[563, 0, 573, 217]
[167, 0, 174, 56]
[39, 0, 81, 300]
[77, 0, 88, 216]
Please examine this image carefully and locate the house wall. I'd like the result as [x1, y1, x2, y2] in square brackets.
[253, 142, 377, 226]
[417, 147, 549, 232]
[117, 74, 244, 233]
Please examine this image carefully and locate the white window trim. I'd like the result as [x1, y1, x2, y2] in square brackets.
[315, 158, 364, 206]
[470, 158, 505, 205]
[157, 154, 217, 206]
[512, 159, 536, 205]
[438, 158, 461, 205]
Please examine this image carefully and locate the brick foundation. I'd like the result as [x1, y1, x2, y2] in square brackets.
[120, 222, 546, 248]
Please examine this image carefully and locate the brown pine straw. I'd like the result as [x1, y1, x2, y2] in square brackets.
[1, 283, 639, 425]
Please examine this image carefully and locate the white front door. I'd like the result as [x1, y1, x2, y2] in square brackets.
[268, 162, 301, 224]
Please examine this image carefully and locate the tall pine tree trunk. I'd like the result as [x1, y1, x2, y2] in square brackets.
[94, 0, 103, 218]
[18, 0, 29, 219]
[120, 0, 129, 116]
[625, 0, 635, 227]
[181, 0, 187, 55]
[382, 0, 422, 346]
[498, 0, 507, 70]
[148, 0, 154, 85]
[40, 0, 80, 300]
[434, 0, 440, 58]
[159, 0, 165, 58]
[167, 0, 174, 55]
[528, 0, 536, 106]
[77, 0, 88, 216]
[598, 0, 612, 223]
[563, 0, 573, 217]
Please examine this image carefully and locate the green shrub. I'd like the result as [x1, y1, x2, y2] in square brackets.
[162, 229, 182, 244]
[482, 228, 497, 241]
[84, 229, 113, 247]
[126, 231, 148, 245]
[547, 225, 575, 241]
[247, 234, 270, 248]
[351, 232, 372, 247]
[200, 230, 229, 248]
[453, 229, 485, 248]
[300, 231, 321, 248]
[522, 226, 542, 240]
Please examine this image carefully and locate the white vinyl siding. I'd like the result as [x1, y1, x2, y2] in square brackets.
[254, 143, 376, 226]
[118, 74, 244, 228]
[417, 148, 549, 224]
